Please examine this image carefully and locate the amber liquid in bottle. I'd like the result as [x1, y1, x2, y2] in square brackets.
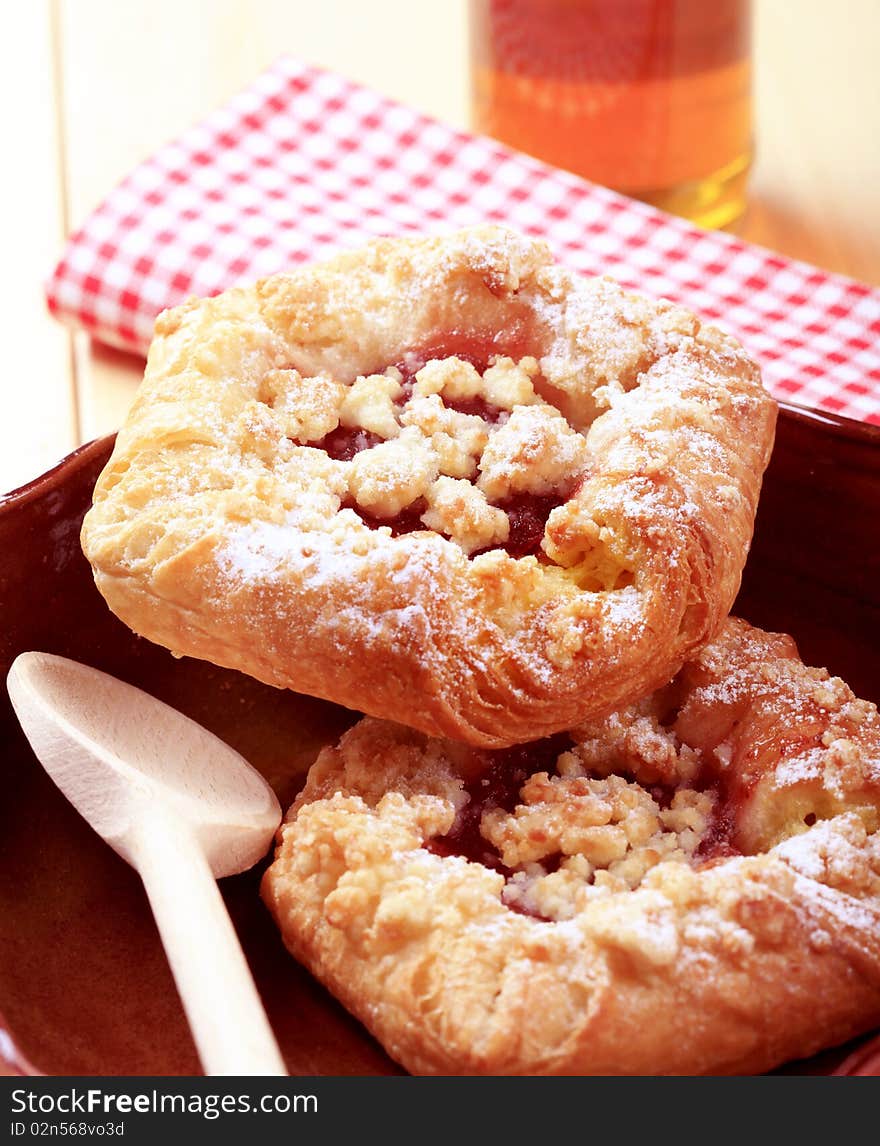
[471, 0, 752, 229]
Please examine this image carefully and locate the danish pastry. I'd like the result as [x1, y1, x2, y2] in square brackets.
[81, 227, 776, 745]
[262, 619, 880, 1075]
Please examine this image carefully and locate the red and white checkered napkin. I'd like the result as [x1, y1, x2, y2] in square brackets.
[47, 56, 880, 425]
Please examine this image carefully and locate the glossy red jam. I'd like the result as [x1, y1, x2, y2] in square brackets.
[393, 332, 532, 388]
[342, 497, 429, 536]
[313, 426, 383, 461]
[343, 490, 564, 555]
[428, 733, 574, 873]
[481, 493, 564, 559]
[438, 395, 507, 425]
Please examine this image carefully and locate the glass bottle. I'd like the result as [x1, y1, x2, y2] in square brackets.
[470, 0, 753, 230]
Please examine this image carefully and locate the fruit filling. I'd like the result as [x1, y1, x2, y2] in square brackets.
[266, 346, 592, 560]
[429, 710, 736, 922]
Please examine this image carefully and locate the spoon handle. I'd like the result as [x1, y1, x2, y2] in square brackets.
[131, 808, 287, 1076]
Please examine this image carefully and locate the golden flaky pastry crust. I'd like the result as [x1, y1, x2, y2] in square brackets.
[262, 619, 880, 1076]
[81, 227, 776, 745]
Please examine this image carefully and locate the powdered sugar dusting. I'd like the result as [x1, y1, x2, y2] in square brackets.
[774, 747, 826, 788]
[218, 519, 303, 583]
[789, 867, 880, 935]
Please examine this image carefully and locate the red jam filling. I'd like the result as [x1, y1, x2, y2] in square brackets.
[341, 490, 564, 556]
[289, 341, 570, 558]
[478, 493, 564, 559]
[428, 733, 574, 874]
[341, 497, 429, 537]
[313, 426, 383, 461]
[439, 394, 508, 426]
[393, 332, 532, 389]
[427, 732, 740, 916]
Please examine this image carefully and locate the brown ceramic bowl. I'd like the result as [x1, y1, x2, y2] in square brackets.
[1, 403, 879, 1077]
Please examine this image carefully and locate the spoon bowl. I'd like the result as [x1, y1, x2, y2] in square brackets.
[7, 651, 286, 1076]
[8, 651, 280, 876]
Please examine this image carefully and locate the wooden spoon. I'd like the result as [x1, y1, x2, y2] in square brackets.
[6, 651, 286, 1076]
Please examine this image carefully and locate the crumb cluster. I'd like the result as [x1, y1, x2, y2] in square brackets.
[489, 773, 714, 920]
[260, 355, 590, 555]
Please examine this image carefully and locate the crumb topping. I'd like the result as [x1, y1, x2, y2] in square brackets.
[422, 477, 510, 556]
[488, 774, 715, 920]
[476, 405, 590, 501]
[441, 702, 727, 921]
[564, 702, 702, 786]
[262, 368, 345, 442]
[288, 619, 880, 928]
[338, 370, 403, 440]
[268, 354, 590, 557]
[347, 427, 438, 519]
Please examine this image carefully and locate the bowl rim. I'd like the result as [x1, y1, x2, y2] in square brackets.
[1, 435, 117, 510]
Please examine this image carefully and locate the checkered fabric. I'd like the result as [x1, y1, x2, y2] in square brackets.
[47, 56, 880, 425]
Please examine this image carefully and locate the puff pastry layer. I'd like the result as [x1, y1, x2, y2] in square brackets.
[262, 619, 880, 1075]
[81, 227, 776, 745]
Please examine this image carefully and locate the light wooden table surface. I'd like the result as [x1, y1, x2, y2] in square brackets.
[4, 0, 879, 495]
